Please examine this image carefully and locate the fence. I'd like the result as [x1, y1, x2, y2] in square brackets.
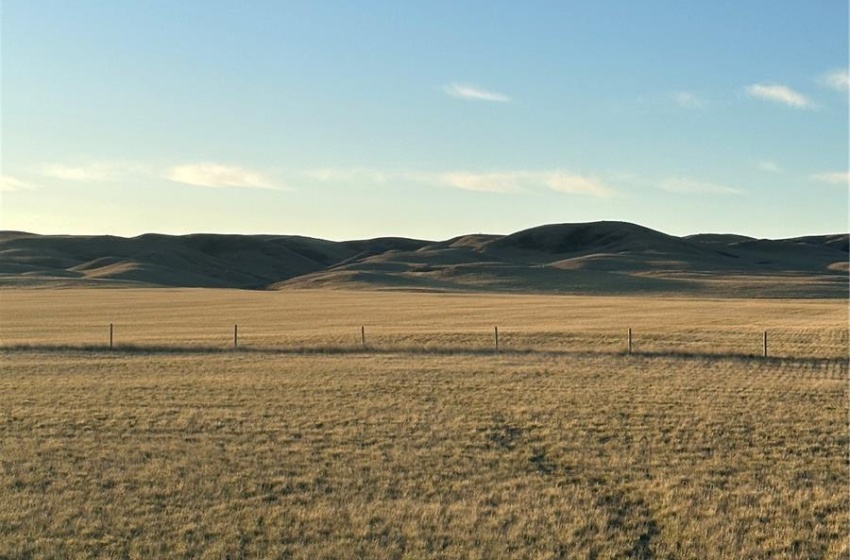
[6, 323, 848, 360]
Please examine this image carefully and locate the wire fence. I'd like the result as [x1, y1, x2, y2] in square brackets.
[3, 323, 848, 360]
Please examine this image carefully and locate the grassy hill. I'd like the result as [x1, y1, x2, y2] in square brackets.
[1, 221, 847, 297]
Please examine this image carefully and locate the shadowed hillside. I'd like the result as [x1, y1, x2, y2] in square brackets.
[1, 222, 847, 297]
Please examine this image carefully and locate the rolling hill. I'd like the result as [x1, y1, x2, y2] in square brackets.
[1, 221, 847, 297]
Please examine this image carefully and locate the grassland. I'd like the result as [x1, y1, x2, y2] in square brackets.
[1, 289, 847, 358]
[0, 289, 847, 558]
[1, 351, 847, 559]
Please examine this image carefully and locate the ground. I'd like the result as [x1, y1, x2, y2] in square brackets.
[0, 289, 847, 558]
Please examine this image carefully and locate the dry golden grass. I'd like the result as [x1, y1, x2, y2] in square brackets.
[0, 289, 847, 558]
[0, 289, 847, 358]
[0, 350, 847, 559]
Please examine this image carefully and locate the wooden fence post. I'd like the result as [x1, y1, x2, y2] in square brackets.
[763, 330, 767, 358]
[234, 324, 238, 350]
[628, 328, 632, 355]
[109, 323, 113, 350]
[494, 326, 499, 352]
[361, 326, 366, 349]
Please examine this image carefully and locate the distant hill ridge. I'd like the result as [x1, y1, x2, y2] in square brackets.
[1, 221, 847, 297]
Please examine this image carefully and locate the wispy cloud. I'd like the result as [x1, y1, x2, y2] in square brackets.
[304, 168, 389, 184]
[431, 172, 526, 194]
[443, 83, 513, 103]
[305, 167, 616, 197]
[39, 160, 279, 191]
[431, 171, 615, 196]
[811, 171, 849, 185]
[745, 84, 812, 108]
[538, 172, 616, 197]
[757, 161, 782, 173]
[39, 161, 153, 183]
[0, 175, 36, 192]
[672, 91, 705, 109]
[819, 69, 849, 92]
[41, 163, 119, 182]
[166, 163, 279, 190]
[661, 178, 743, 195]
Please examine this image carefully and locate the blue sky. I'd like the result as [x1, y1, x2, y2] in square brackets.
[2, 1, 848, 240]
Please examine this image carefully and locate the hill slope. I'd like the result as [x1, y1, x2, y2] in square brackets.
[1, 222, 847, 297]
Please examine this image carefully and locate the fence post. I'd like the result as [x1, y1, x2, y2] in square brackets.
[763, 330, 767, 358]
[494, 326, 499, 352]
[109, 323, 113, 350]
[234, 324, 238, 350]
[628, 328, 632, 355]
[361, 326, 366, 349]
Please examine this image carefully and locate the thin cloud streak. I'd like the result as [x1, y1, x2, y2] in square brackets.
[661, 178, 743, 195]
[672, 91, 705, 108]
[165, 163, 280, 190]
[443, 83, 512, 103]
[40, 161, 152, 182]
[431, 172, 526, 194]
[304, 168, 389, 184]
[431, 170, 615, 196]
[757, 161, 781, 173]
[539, 172, 616, 197]
[811, 171, 849, 185]
[820, 69, 849, 92]
[39, 160, 281, 191]
[306, 167, 616, 197]
[745, 84, 812, 108]
[41, 163, 117, 182]
[0, 175, 36, 192]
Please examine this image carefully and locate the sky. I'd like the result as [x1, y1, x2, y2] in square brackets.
[1, 1, 848, 240]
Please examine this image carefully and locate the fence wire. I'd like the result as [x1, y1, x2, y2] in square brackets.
[2, 325, 848, 360]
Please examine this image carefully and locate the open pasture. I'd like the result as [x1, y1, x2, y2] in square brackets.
[0, 289, 848, 558]
[0, 289, 847, 358]
[1, 349, 847, 559]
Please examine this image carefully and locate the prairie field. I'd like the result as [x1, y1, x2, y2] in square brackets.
[0, 289, 848, 558]
[1, 289, 847, 358]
